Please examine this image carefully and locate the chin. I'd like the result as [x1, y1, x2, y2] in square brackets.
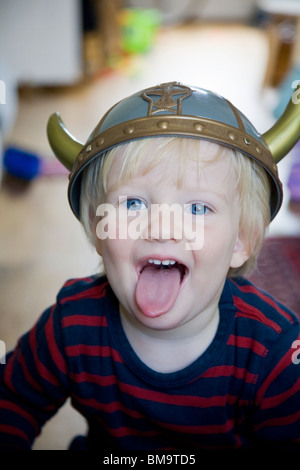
[135, 306, 188, 331]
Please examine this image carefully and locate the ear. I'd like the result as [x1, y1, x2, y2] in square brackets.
[230, 232, 250, 269]
[95, 235, 103, 257]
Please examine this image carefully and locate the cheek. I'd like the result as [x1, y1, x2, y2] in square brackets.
[100, 236, 138, 284]
[101, 238, 130, 261]
[100, 239, 137, 301]
[94, 207, 130, 255]
[198, 222, 239, 266]
[205, 216, 237, 245]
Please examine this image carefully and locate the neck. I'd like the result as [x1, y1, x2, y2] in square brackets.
[119, 303, 220, 373]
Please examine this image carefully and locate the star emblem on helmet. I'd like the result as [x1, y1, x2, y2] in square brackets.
[142, 82, 192, 115]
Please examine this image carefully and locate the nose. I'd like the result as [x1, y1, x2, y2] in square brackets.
[142, 204, 183, 242]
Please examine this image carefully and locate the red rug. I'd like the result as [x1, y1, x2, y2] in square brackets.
[248, 236, 300, 318]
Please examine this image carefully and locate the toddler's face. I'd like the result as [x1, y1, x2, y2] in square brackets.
[94, 140, 249, 331]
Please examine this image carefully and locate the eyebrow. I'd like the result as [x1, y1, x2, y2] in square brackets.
[183, 187, 230, 205]
[106, 170, 235, 206]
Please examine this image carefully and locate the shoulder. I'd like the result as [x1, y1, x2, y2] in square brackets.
[49, 275, 112, 336]
[56, 274, 109, 305]
[226, 277, 299, 339]
[52, 275, 111, 325]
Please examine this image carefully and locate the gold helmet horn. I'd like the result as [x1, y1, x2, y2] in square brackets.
[47, 112, 83, 171]
[263, 82, 300, 163]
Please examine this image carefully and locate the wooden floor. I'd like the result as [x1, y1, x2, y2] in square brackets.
[1, 22, 300, 450]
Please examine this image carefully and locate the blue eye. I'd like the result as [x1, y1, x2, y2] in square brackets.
[126, 198, 147, 211]
[190, 203, 210, 215]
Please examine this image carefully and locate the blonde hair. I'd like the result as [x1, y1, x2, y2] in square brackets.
[80, 137, 271, 278]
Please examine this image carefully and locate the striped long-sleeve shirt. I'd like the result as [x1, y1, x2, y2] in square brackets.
[0, 275, 300, 450]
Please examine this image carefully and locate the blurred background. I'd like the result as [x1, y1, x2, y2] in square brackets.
[1, 0, 300, 449]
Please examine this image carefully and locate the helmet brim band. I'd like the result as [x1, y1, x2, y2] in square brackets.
[68, 115, 282, 221]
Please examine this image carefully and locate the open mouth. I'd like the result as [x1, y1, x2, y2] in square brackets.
[142, 258, 187, 283]
[135, 257, 188, 317]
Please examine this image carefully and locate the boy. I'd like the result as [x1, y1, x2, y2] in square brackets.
[0, 82, 300, 450]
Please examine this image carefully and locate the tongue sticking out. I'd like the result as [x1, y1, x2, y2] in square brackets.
[135, 265, 182, 318]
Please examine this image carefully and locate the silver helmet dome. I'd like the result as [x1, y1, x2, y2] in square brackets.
[47, 81, 300, 220]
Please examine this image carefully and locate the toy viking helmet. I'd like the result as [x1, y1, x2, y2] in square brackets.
[47, 81, 300, 220]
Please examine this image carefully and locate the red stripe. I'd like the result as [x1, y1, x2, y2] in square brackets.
[119, 383, 245, 408]
[5, 314, 64, 394]
[16, 350, 59, 412]
[109, 427, 158, 438]
[66, 345, 123, 362]
[202, 365, 258, 384]
[96, 415, 159, 439]
[233, 281, 294, 324]
[73, 387, 246, 415]
[70, 371, 118, 386]
[0, 424, 31, 443]
[64, 276, 95, 287]
[71, 371, 248, 407]
[109, 426, 157, 438]
[29, 325, 61, 387]
[119, 382, 228, 407]
[254, 409, 300, 430]
[95, 414, 235, 441]
[62, 315, 107, 328]
[256, 345, 299, 405]
[60, 284, 108, 305]
[3, 349, 17, 391]
[112, 348, 124, 363]
[17, 351, 45, 392]
[227, 334, 268, 357]
[0, 400, 40, 433]
[73, 394, 144, 419]
[45, 305, 67, 374]
[4, 348, 43, 395]
[234, 296, 282, 333]
[259, 377, 300, 410]
[155, 417, 234, 435]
